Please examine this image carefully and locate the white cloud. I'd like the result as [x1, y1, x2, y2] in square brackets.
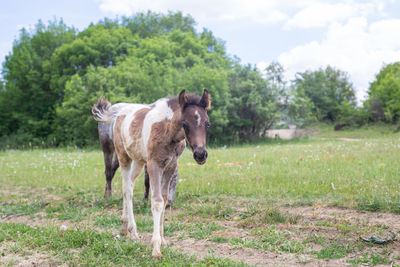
[98, 0, 312, 25]
[98, 0, 390, 29]
[97, 0, 400, 102]
[277, 17, 400, 101]
[284, 1, 378, 29]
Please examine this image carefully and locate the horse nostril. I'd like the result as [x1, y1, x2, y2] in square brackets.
[198, 151, 207, 160]
[194, 151, 204, 160]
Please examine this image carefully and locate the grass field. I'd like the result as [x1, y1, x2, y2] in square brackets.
[1, 125, 399, 266]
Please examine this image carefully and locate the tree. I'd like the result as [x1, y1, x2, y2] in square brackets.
[367, 62, 400, 123]
[292, 66, 356, 123]
[226, 64, 280, 141]
[121, 11, 196, 38]
[54, 22, 231, 146]
[0, 19, 76, 142]
[1, 11, 283, 147]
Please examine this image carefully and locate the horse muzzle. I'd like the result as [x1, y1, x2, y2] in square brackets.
[193, 148, 208, 165]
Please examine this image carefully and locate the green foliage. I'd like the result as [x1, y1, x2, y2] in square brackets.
[121, 11, 197, 38]
[287, 93, 317, 126]
[226, 64, 280, 142]
[1, 11, 281, 147]
[290, 66, 357, 124]
[367, 62, 400, 123]
[0, 19, 76, 141]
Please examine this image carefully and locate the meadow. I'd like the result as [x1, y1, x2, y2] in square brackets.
[0, 125, 399, 266]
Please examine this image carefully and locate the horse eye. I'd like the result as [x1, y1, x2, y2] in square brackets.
[205, 121, 210, 128]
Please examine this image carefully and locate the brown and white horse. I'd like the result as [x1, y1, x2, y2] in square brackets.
[97, 120, 179, 206]
[92, 89, 211, 258]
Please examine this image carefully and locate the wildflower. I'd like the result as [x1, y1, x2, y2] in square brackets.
[60, 225, 68, 232]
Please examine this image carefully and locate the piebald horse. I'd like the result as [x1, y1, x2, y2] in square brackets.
[92, 90, 211, 258]
[97, 120, 179, 206]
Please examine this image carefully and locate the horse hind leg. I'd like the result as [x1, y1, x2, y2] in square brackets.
[143, 165, 150, 202]
[103, 151, 114, 198]
[144, 165, 177, 207]
[106, 153, 119, 197]
[160, 165, 177, 247]
[166, 166, 178, 207]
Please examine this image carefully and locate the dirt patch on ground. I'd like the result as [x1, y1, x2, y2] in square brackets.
[2, 200, 400, 266]
[265, 129, 316, 140]
[0, 241, 65, 267]
[282, 205, 400, 230]
[337, 138, 363, 142]
[0, 185, 63, 202]
[138, 232, 304, 266]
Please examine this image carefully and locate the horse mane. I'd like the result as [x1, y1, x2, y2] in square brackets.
[168, 94, 204, 111]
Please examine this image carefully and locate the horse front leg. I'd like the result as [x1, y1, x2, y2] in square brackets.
[121, 160, 143, 240]
[147, 161, 165, 258]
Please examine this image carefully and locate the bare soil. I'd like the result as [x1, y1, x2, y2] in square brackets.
[2, 205, 399, 266]
[337, 138, 363, 142]
[1, 185, 399, 266]
[0, 241, 65, 267]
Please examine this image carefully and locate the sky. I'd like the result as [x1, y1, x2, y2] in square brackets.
[1, 0, 400, 102]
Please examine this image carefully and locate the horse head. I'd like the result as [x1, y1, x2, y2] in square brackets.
[178, 89, 211, 165]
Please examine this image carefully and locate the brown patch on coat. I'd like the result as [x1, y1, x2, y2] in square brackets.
[113, 115, 131, 168]
[167, 97, 180, 111]
[147, 118, 186, 170]
[124, 108, 150, 163]
[129, 108, 150, 140]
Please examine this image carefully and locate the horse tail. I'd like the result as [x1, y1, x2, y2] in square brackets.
[92, 98, 114, 122]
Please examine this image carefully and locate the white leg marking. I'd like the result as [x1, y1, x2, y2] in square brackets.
[151, 198, 164, 258]
[121, 161, 143, 240]
[121, 166, 130, 236]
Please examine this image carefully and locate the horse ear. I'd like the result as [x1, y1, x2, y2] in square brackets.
[200, 89, 211, 110]
[179, 90, 188, 108]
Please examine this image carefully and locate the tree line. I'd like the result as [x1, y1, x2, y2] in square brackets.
[0, 11, 399, 149]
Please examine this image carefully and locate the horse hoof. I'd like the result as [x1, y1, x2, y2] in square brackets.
[104, 188, 111, 198]
[121, 219, 128, 236]
[161, 237, 169, 246]
[152, 249, 162, 259]
[127, 232, 140, 241]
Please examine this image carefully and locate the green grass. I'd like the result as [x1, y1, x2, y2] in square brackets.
[0, 198, 49, 217]
[1, 127, 399, 213]
[313, 242, 354, 260]
[1, 126, 400, 266]
[0, 222, 246, 266]
[348, 252, 391, 266]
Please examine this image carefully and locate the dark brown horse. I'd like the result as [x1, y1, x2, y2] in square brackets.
[97, 120, 178, 206]
[92, 90, 211, 258]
